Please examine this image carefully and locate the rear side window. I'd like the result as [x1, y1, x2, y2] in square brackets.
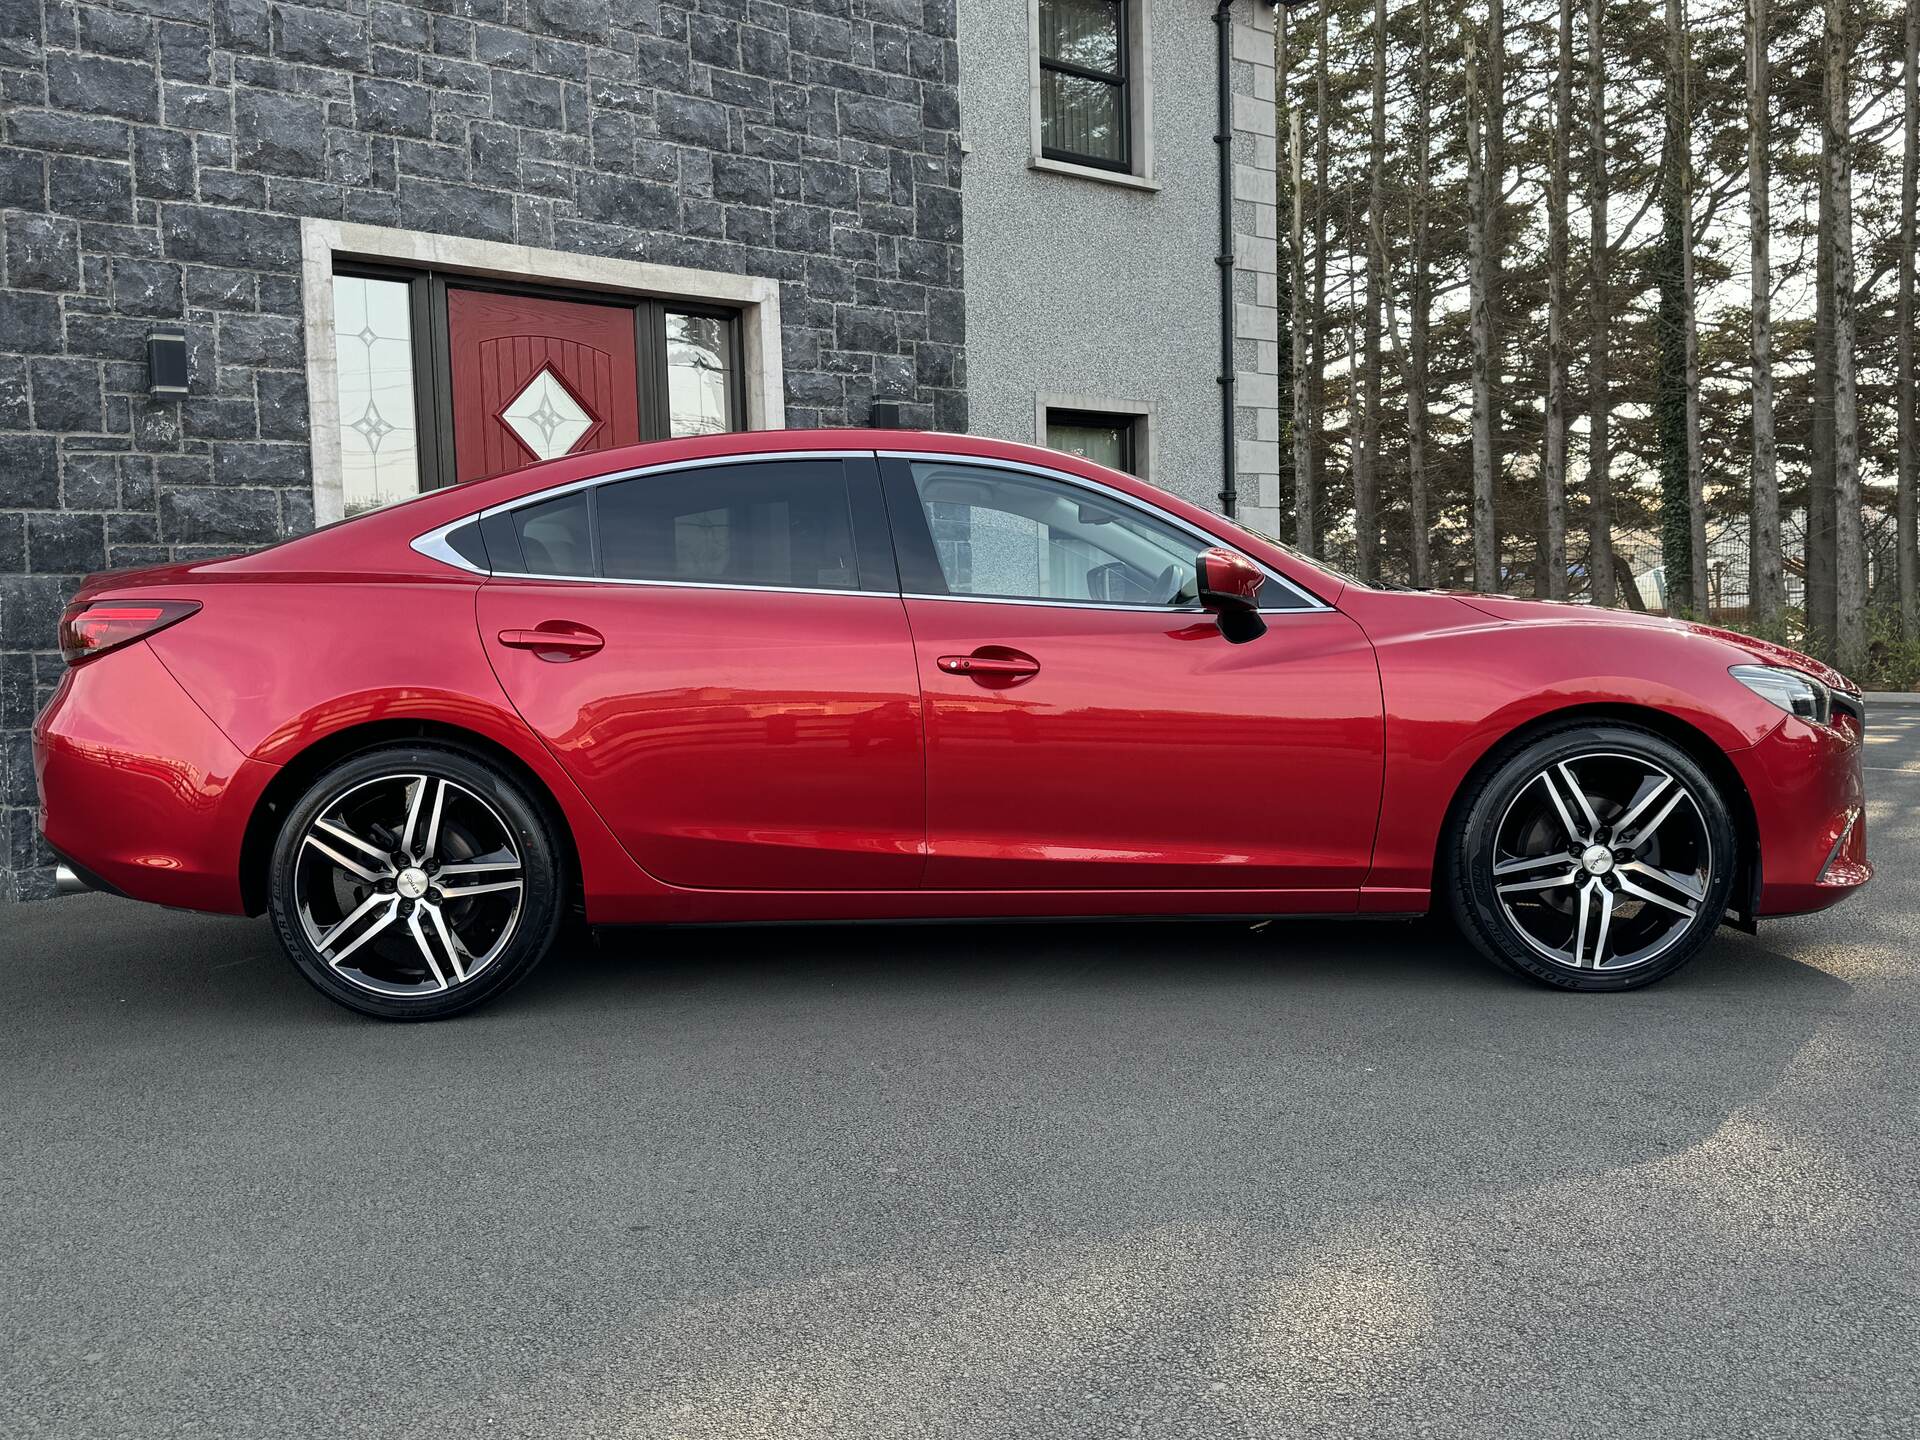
[596, 461, 859, 592]
[512, 492, 593, 577]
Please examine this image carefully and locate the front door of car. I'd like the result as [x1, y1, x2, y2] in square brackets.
[883, 458, 1384, 899]
[477, 455, 925, 890]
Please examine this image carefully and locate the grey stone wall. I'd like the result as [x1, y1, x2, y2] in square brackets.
[0, 0, 966, 901]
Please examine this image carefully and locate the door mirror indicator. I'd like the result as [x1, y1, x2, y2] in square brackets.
[1196, 548, 1267, 643]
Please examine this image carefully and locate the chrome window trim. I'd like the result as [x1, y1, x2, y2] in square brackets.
[484, 573, 892, 599]
[411, 519, 487, 576]
[410, 446, 1334, 615]
[877, 448, 1333, 613]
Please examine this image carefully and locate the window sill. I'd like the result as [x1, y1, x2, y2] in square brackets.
[1028, 155, 1160, 193]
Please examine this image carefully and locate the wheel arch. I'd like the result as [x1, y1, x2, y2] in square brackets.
[1431, 702, 1761, 919]
[238, 718, 584, 917]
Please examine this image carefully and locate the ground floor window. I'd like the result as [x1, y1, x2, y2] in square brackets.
[330, 266, 743, 515]
[1045, 406, 1140, 476]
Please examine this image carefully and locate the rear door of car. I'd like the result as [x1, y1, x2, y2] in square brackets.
[476, 452, 926, 890]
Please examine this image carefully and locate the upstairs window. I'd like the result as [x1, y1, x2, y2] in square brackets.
[1039, 0, 1130, 172]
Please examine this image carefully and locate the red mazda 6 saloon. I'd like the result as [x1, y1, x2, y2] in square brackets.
[35, 430, 1870, 1018]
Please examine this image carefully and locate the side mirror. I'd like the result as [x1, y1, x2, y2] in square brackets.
[1196, 547, 1267, 643]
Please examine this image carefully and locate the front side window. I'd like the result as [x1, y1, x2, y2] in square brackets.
[596, 461, 859, 592]
[1039, 0, 1129, 171]
[908, 463, 1196, 606]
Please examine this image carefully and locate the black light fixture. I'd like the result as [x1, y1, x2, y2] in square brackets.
[147, 329, 189, 396]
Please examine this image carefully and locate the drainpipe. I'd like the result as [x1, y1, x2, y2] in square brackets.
[1213, 0, 1238, 518]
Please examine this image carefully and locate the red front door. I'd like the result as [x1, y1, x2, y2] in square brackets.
[446, 289, 642, 482]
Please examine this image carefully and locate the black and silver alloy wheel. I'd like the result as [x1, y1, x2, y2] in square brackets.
[1449, 724, 1738, 990]
[269, 745, 564, 1019]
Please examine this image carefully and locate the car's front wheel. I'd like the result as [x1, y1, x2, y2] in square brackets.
[1447, 724, 1739, 990]
[267, 744, 564, 1019]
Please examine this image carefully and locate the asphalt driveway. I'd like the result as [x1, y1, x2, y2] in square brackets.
[3, 714, 1917, 1438]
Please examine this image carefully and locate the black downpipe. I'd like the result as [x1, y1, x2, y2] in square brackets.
[1213, 0, 1237, 518]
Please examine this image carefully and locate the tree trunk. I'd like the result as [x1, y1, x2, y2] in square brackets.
[1544, 0, 1572, 601]
[1680, 21, 1708, 618]
[1808, 176, 1837, 659]
[1348, 210, 1363, 575]
[1358, 0, 1385, 583]
[1307, 3, 1330, 559]
[1291, 104, 1313, 556]
[1747, 0, 1783, 633]
[1657, 0, 1697, 617]
[1586, 0, 1614, 606]
[1408, 0, 1432, 588]
[1485, 0, 1504, 560]
[1899, 0, 1918, 638]
[1465, 23, 1497, 592]
[1826, 0, 1864, 672]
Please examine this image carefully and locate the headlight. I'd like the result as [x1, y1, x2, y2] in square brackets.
[1731, 664, 1831, 725]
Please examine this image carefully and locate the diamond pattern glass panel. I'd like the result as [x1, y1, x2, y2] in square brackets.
[501, 368, 595, 461]
[332, 276, 421, 515]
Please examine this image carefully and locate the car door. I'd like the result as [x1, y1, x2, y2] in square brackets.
[477, 454, 926, 890]
[883, 456, 1383, 899]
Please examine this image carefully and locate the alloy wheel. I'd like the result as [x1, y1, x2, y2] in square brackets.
[293, 773, 525, 998]
[1489, 751, 1713, 972]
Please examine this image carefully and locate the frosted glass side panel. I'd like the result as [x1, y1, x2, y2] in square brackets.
[665, 311, 733, 438]
[333, 276, 422, 515]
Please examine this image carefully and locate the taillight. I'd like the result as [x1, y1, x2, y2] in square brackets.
[58, 599, 201, 666]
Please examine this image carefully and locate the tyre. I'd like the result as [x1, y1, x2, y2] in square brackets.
[267, 744, 565, 1019]
[1446, 723, 1738, 990]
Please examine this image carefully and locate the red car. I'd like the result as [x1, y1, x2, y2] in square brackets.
[34, 430, 1870, 1019]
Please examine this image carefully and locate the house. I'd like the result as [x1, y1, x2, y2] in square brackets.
[0, 0, 1282, 900]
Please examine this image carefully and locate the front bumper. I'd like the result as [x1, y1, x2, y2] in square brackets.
[1733, 709, 1872, 916]
[32, 641, 275, 914]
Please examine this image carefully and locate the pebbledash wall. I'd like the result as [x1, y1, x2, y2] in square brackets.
[957, 0, 1281, 532]
[0, 0, 968, 901]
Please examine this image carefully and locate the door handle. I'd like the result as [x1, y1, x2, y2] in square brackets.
[936, 649, 1040, 683]
[497, 623, 604, 660]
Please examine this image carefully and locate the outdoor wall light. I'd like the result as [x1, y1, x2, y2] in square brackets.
[147, 329, 189, 396]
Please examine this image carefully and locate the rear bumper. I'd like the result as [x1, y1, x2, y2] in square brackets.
[1734, 711, 1873, 917]
[32, 641, 274, 914]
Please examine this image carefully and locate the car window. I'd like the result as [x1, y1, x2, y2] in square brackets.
[596, 460, 859, 591]
[908, 463, 1203, 606]
[513, 492, 592, 577]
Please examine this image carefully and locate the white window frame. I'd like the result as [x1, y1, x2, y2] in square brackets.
[1028, 0, 1158, 192]
[299, 219, 785, 525]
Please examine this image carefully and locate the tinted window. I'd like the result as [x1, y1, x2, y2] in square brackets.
[597, 461, 859, 591]
[513, 492, 592, 577]
[909, 463, 1199, 605]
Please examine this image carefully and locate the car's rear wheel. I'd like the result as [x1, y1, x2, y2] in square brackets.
[267, 745, 564, 1019]
[1447, 724, 1739, 990]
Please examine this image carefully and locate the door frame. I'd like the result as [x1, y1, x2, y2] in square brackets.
[337, 263, 744, 494]
[301, 220, 782, 526]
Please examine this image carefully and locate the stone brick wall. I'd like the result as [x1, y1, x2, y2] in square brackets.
[0, 0, 967, 900]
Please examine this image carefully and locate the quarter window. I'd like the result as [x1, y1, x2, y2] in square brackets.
[1039, 0, 1130, 171]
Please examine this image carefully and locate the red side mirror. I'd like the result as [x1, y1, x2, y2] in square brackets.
[1196, 548, 1267, 643]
